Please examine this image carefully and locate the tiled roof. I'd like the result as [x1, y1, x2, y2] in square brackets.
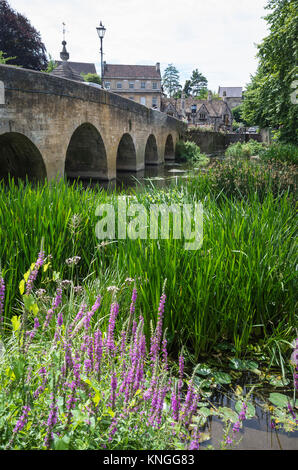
[218, 87, 243, 98]
[55, 61, 97, 76]
[51, 61, 85, 82]
[103, 64, 161, 79]
[162, 97, 231, 117]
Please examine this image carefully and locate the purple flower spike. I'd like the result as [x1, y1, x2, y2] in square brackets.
[13, 406, 30, 434]
[0, 275, 5, 323]
[25, 250, 45, 295]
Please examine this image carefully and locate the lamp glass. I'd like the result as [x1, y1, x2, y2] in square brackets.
[97, 24, 106, 39]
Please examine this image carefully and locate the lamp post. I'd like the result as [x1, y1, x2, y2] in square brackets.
[96, 21, 106, 84]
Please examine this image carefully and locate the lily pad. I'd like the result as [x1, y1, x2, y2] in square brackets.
[269, 393, 292, 409]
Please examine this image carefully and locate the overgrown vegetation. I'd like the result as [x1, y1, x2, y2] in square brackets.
[175, 140, 209, 164]
[0, 152, 297, 449]
[225, 140, 298, 165]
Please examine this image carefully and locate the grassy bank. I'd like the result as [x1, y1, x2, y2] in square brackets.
[0, 158, 297, 360]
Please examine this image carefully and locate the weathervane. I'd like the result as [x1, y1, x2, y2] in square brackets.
[60, 22, 69, 62]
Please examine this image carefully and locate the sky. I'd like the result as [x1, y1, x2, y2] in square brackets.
[8, 0, 269, 91]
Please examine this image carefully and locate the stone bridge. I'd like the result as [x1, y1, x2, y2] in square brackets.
[0, 64, 185, 181]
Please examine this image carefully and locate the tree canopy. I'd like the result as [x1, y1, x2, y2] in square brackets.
[162, 64, 181, 97]
[0, 0, 48, 71]
[189, 69, 208, 97]
[241, 0, 298, 143]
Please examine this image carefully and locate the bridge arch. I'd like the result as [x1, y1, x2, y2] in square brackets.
[0, 132, 47, 181]
[164, 134, 175, 160]
[65, 123, 108, 180]
[145, 134, 158, 165]
[116, 133, 137, 172]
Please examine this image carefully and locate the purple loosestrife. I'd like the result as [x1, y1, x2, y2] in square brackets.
[25, 250, 45, 295]
[109, 372, 117, 409]
[232, 402, 247, 434]
[94, 330, 103, 377]
[127, 287, 137, 336]
[43, 288, 63, 331]
[106, 302, 119, 354]
[83, 296, 101, 332]
[33, 368, 47, 399]
[0, 274, 5, 324]
[44, 393, 58, 449]
[291, 338, 298, 390]
[189, 427, 201, 450]
[150, 293, 166, 362]
[13, 405, 30, 433]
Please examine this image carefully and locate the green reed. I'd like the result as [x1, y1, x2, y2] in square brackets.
[0, 160, 296, 358]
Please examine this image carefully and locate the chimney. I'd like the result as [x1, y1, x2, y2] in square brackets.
[181, 91, 186, 117]
[208, 90, 212, 102]
[156, 62, 160, 73]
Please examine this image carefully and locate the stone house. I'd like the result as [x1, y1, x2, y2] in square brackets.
[102, 62, 162, 110]
[218, 86, 243, 109]
[162, 93, 233, 131]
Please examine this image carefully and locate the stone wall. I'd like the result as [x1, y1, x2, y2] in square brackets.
[185, 129, 262, 154]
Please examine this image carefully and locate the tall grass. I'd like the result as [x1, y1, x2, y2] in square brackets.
[0, 161, 297, 358]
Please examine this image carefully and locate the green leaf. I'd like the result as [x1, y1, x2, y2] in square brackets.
[53, 435, 70, 450]
[229, 358, 258, 371]
[269, 393, 291, 409]
[212, 371, 232, 384]
[19, 279, 25, 295]
[218, 406, 239, 423]
[11, 315, 21, 332]
[195, 364, 212, 376]
[23, 294, 35, 312]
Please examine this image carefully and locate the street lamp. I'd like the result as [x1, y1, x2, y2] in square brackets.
[96, 21, 106, 83]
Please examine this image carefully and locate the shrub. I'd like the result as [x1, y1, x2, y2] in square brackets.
[225, 140, 265, 158]
[259, 143, 298, 165]
[175, 140, 209, 164]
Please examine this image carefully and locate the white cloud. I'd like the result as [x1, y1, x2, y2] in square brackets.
[8, 0, 269, 90]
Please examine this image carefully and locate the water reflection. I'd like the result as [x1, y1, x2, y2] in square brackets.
[201, 374, 298, 450]
[67, 161, 197, 193]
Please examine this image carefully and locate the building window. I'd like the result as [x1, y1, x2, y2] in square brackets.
[140, 97, 146, 105]
[152, 97, 158, 107]
[141, 82, 146, 89]
[129, 82, 134, 89]
[199, 113, 206, 120]
[152, 82, 158, 90]
[117, 82, 122, 89]
[104, 82, 110, 90]
[223, 91, 227, 97]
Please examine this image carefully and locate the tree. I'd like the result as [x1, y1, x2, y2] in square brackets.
[190, 69, 208, 97]
[43, 54, 57, 73]
[183, 80, 192, 97]
[82, 73, 102, 85]
[241, 0, 298, 143]
[162, 64, 181, 97]
[0, 50, 15, 64]
[0, 0, 48, 71]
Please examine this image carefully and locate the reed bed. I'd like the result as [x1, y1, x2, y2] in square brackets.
[0, 159, 297, 358]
